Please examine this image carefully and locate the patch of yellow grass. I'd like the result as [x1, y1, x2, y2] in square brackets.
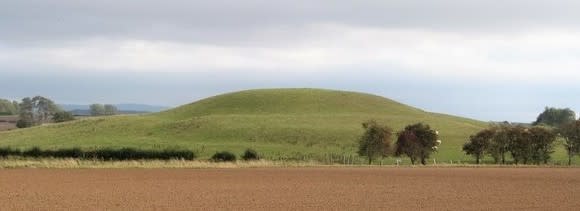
[0, 158, 324, 169]
[0, 158, 577, 169]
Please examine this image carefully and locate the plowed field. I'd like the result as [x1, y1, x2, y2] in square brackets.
[0, 168, 578, 210]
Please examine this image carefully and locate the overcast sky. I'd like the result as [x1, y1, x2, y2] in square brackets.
[2, 0, 580, 122]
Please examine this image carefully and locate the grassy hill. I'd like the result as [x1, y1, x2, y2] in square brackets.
[0, 88, 498, 163]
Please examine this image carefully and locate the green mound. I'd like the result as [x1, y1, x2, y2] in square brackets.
[0, 88, 488, 162]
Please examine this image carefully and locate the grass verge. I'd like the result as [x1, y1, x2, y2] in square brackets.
[0, 158, 577, 169]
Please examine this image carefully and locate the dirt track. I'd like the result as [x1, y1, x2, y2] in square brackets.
[0, 168, 578, 210]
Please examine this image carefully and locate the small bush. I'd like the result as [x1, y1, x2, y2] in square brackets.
[16, 119, 33, 128]
[211, 151, 237, 162]
[52, 111, 75, 123]
[242, 148, 260, 161]
[22, 147, 44, 157]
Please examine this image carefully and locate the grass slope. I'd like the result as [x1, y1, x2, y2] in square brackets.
[0, 88, 552, 164]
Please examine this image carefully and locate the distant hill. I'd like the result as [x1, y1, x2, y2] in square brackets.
[59, 104, 169, 115]
[0, 88, 492, 163]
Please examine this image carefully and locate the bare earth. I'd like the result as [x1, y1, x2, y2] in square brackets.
[0, 168, 578, 210]
[0, 116, 17, 131]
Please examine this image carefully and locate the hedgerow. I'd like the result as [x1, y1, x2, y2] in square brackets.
[0, 147, 196, 160]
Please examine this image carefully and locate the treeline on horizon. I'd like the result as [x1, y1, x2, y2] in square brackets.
[0, 96, 121, 128]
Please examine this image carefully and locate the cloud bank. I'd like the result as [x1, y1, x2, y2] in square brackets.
[1, 0, 580, 121]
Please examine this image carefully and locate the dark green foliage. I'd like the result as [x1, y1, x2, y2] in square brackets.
[534, 107, 576, 127]
[22, 147, 44, 157]
[483, 124, 556, 165]
[211, 151, 237, 162]
[395, 130, 421, 164]
[0, 147, 20, 157]
[505, 126, 555, 165]
[463, 129, 494, 164]
[357, 120, 392, 164]
[16, 119, 34, 128]
[487, 125, 509, 164]
[558, 120, 580, 165]
[528, 127, 556, 164]
[52, 111, 75, 123]
[0, 147, 196, 160]
[18, 97, 34, 128]
[241, 148, 260, 160]
[506, 126, 531, 164]
[395, 123, 438, 165]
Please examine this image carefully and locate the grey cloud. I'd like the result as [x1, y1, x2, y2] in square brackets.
[2, 0, 580, 46]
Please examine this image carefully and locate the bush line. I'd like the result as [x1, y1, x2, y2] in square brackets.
[0, 147, 196, 161]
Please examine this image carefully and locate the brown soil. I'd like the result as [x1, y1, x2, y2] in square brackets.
[0, 116, 17, 131]
[0, 168, 578, 210]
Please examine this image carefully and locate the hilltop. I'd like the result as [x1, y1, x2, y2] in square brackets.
[0, 88, 486, 162]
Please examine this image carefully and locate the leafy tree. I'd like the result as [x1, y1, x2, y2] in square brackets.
[463, 129, 494, 164]
[31, 96, 59, 124]
[395, 123, 438, 165]
[533, 107, 576, 127]
[16, 96, 60, 128]
[52, 111, 75, 123]
[90, 104, 106, 116]
[357, 120, 393, 164]
[12, 100, 19, 113]
[506, 126, 533, 165]
[104, 104, 118, 115]
[558, 120, 580, 165]
[487, 125, 509, 164]
[0, 99, 18, 115]
[528, 126, 556, 164]
[17, 97, 34, 128]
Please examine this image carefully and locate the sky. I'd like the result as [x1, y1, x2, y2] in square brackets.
[1, 0, 580, 122]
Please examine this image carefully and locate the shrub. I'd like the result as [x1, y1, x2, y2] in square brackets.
[211, 151, 237, 162]
[0, 147, 21, 157]
[241, 148, 260, 160]
[16, 119, 33, 128]
[52, 111, 75, 123]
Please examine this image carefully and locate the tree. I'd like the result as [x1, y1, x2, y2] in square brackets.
[533, 107, 576, 127]
[506, 126, 532, 165]
[16, 96, 60, 128]
[463, 129, 494, 164]
[31, 96, 59, 124]
[357, 120, 393, 164]
[0, 99, 18, 115]
[559, 120, 580, 165]
[52, 111, 75, 123]
[104, 104, 118, 116]
[487, 125, 509, 164]
[528, 126, 556, 164]
[90, 104, 106, 116]
[395, 123, 438, 165]
[17, 97, 34, 128]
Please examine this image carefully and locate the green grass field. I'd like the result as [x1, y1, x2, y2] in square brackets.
[0, 88, 577, 164]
